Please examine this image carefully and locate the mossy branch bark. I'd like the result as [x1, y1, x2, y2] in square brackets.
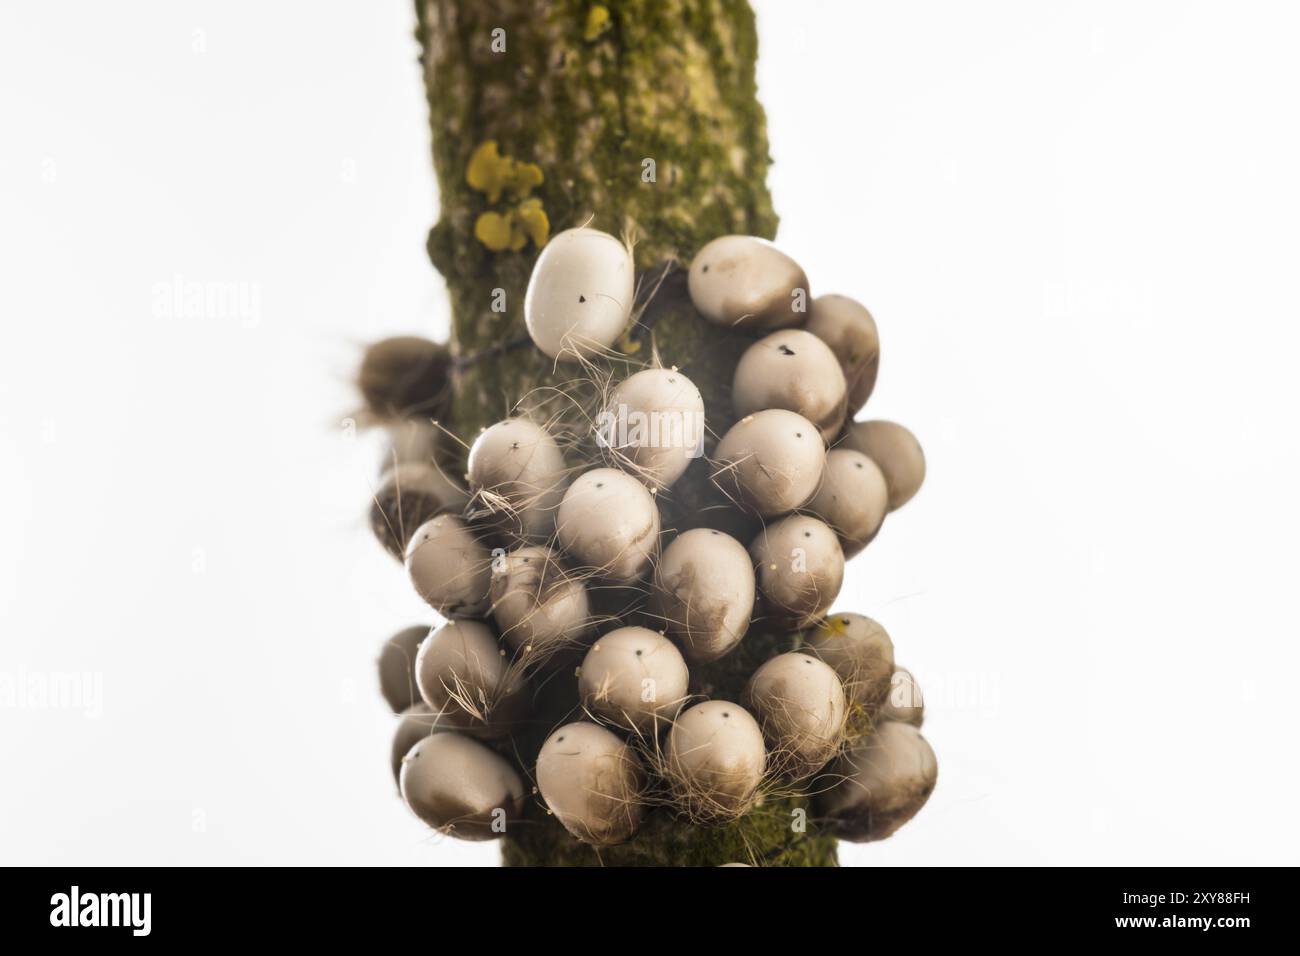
[415, 0, 837, 867]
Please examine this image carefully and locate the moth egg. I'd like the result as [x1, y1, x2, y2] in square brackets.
[488, 545, 592, 654]
[745, 652, 847, 778]
[804, 448, 889, 557]
[524, 227, 635, 361]
[652, 528, 755, 663]
[814, 721, 937, 843]
[749, 515, 845, 626]
[536, 721, 647, 846]
[665, 700, 767, 823]
[404, 514, 492, 616]
[555, 468, 660, 583]
[377, 624, 428, 713]
[841, 420, 926, 511]
[390, 702, 442, 783]
[415, 620, 521, 730]
[578, 626, 689, 735]
[687, 235, 809, 333]
[879, 667, 925, 727]
[804, 612, 896, 709]
[466, 417, 569, 540]
[399, 731, 525, 841]
[732, 329, 847, 441]
[805, 295, 880, 414]
[712, 409, 826, 516]
[601, 367, 705, 490]
[370, 461, 469, 562]
[358, 335, 451, 421]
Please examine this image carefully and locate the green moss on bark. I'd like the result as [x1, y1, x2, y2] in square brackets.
[415, 0, 836, 867]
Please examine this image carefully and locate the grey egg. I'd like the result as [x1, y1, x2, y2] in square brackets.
[804, 448, 889, 557]
[415, 620, 521, 731]
[370, 461, 469, 562]
[803, 613, 896, 709]
[466, 418, 569, 540]
[814, 721, 937, 843]
[536, 721, 647, 846]
[665, 700, 767, 823]
[732, 329, 847, 441]
[579, 627, 689, 735]
[805, 295, 880, 414]
[688, 235, 810, 333]
[357, 335, 451, 422]
[378, 624, 428, 712]
[879, 667, 925, 727]
[712, 409, 826, 516]
[841, 420, 925, 511]
[488, 545, 592, 655]
[404, 514, 492, 616]
[390, 702, 442, 783]
[745, 652, 847, 778]
[399, 731, 525, 841]
[556, 468, 660, 583]
[601, 367, 705, 490]
[653, 528, 755, 663]
[750, 515, 845, 626]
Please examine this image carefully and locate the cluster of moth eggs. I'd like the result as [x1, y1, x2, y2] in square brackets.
[370, 227, 936, 852]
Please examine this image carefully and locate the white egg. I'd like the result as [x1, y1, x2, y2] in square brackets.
[814, 721, 937, 843]
[803, 612, 896, 709]
[555, 468, 660, 582]
[536, 721, 647, 846]
[732, 329, 847, 441]
[415, 620, 521, 730]
[370, 461, 469, 562]
[664, 700, 767, 822]
[399, 732, 525, 841]
[600, 367, 706, 490]
[404, 514, 492, 616]
[687, 235, 809, 333]
[525, 227, 635, 361]
[578, 626, 690, 734]
[745, 652, 846, 778]
[879, 667, 924, 727]
[712, 409, 826, 516]
[750, 515, 845, 626]
[466, 418, 569, 540]
[488, 545, 592, 654]
[805, 294, 880, 414]
[841, 420, 926, 512]
[803, 448, 889, 557]
[652, 528, 755, 663]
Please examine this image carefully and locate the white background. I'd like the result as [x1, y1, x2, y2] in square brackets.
[2, 0, 1297, 866]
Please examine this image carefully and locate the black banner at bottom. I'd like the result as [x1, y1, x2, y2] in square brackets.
[1, 866, 1283, 944]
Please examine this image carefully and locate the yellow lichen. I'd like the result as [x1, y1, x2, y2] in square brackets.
[583, 5, 612, 42]
[468, 141, 549, 253]
[473, 211, 516, 252]
[466, 140, 545, 203]
[474, 200, 550, 253]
